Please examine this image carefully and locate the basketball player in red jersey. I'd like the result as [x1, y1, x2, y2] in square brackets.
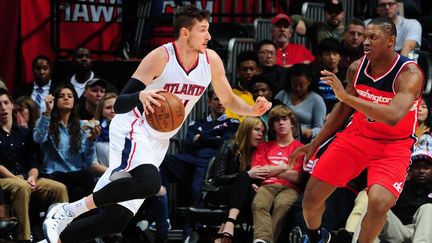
[290, 17, 424, 243]
[42, 5, 271, 243]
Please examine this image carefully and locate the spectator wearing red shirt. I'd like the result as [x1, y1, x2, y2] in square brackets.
[271, 13, 315, 68]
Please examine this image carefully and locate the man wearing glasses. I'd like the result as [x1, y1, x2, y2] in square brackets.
[365, 0, 422, 56]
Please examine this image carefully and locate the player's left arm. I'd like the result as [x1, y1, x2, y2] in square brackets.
[207, 49, 272, 116]
[322, 63, 423, 126]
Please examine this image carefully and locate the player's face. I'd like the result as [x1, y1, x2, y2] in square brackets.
[377, 0, 398, 19]
[250, 123, 265, 147]
[418, 99, 429, 123]
[258, 44, 276, 67]
[344, 24, 365, 50]
[56, 88, 74, 110]
[252, 82, 272, 101]
[321, 51, 341, 71]
[271, 21, 292, 44]
[238, 60, 258, 82]
[187, 19, 211, 53]
[272, 116, 292, 136]
[102, 97, 116, 121]
[363, 24, 394, 59]
[33, 59, 51, 84]
[0, 94, 13, 124]
[84, 86, 106, 106]
[208, 93, 225, 117]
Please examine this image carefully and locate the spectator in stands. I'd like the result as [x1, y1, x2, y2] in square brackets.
[251, 105, 304, 243]
[351, 150, 432, 242]
[257, 40, 288, 94]
[202, 117, 266, 243]
[154, 89, 239, 241]
[313, 37, 346, 113]
[14, 55, 60, 113]
[33, 84, 99, 201]
[67, 47, 102, 98]
[275, 64, 326, 143]
[0, 88, 68, 243]
[93, 92, 117, 174]
[365, 0, 422, 56]
[271, 13, 315, 68]
[78, 78, 107, 120]
[225, 51, 258, 121]
[292, 0, 346, 53]
[14, 96, 40, 130]
[340, 19, 365, 71]
[249, 74, 283, 125]
[378, 150, 432, 242]
[416, 97, 432, 151]
[0, 187, 18, 235]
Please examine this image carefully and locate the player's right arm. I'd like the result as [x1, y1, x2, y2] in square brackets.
[289, 60, 359, 165]
[114, 47, 168, 114]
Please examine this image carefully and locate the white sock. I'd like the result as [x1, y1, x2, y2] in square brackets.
[63, 198, 89, 217]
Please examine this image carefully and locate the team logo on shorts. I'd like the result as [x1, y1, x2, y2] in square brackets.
[393, 182, 403, 193]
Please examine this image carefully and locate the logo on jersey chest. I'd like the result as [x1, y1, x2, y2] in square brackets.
[163, 83, 206, 96]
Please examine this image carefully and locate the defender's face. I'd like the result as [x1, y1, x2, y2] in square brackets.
[363, 24, 394, 59]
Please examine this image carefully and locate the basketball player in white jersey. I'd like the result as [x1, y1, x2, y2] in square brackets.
[42, 5, 271, 243]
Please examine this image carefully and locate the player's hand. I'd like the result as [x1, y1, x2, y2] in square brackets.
[139, 89, 166, 115]
[295, 20, 307, 35]
[252, 96, 272, 116]
[44, 94, 54, 115]
[320, 70, 348, 102]
[289, 143, 317, 169]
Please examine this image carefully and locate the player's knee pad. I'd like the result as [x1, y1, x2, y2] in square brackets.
[130, 164, 161, 197]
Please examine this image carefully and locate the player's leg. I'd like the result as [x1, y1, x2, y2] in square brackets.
[358, 184, 396, 243]
[59, 204, 134, 243]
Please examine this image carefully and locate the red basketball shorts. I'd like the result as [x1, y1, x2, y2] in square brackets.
[311, 132, 415, 198]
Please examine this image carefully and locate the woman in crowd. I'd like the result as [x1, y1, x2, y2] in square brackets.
[202, 116, 267, 243]
[14, 96, 40, 130]
[416, 97, 432, 151]
[33, 84, 100, 201]
[92, 92, 118, 175]
[275, 64, 326, 143]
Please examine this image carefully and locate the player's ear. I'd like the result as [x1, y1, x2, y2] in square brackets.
[180, 27, 189, 38]
[388, 35, 396, 48]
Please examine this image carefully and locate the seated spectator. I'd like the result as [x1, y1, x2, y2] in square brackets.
[225, 51, 258, 121]
[202, 117, 267, 243]
[92, 92, 118, 175]
[275, 64, 326, 143]
[271, 13, 315, 68]
[14, 96, 40, 130]
[33, 84, 99, 201]
[416, 97, 432, 151]
[0, 187, 17, 234]
[352, 150, 432, 242]
[14, 55, 60, 113]
[0, 88, 68, 243]
[292, 0, 346, 53]
[339, 19, 365, 71]
[66, 48, 102, 98]
[312, 37, 346, 113]
[154, 89, 239, 241]
[248, 74, 283, 125]
[251, 105, 304, 243]
[365, 0, 422, 56]
[257, 40, 288, 94]
[78, 78, 107, 120]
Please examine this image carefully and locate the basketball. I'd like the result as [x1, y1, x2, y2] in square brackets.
[145, 92, 185, 132]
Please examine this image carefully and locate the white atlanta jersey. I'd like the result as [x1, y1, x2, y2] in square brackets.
[93, 42, 212, 214]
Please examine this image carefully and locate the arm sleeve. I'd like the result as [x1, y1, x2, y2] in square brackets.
[113, 78, 147, 114]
